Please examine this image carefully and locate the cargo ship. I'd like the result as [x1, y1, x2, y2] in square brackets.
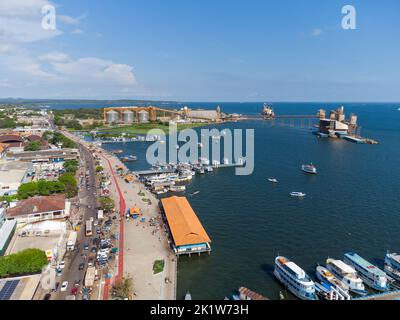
[262, 103, 275, 120]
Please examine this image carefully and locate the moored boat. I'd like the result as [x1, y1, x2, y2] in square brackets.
[326, 258, 368, 296]
[273, 256, 318, 300]
[316, 265, 350, 293]
[184, 291, 192, 300]
[344, 252, 389, 292]
[384, 252, 400, 282]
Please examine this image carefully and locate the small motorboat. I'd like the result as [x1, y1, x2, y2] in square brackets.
[268, 178, 278, 183]
[301, 164, 317, 174]
[184, 291, 192, 300]
[290, 192, 306, 197]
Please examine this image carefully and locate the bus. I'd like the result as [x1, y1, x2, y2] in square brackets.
[85, 220, 93, 237]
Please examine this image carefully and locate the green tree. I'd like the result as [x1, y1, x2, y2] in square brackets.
[63, 160, 79, 174]
[24, 141, 42, 151]
[113, 276, 134, 300]
[96, 165, 104, 173]
[58, 173, 78, 198]
[0, 249, 48, 278]
[99, 196, 115, 211]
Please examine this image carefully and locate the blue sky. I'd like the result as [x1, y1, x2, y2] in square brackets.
[0, 0, 399, 101]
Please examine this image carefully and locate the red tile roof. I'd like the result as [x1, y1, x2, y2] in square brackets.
[6, 194, 66, 218]
[0, 135, 23, 143]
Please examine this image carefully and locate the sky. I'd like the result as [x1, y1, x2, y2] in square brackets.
[0, 0, 399, 102]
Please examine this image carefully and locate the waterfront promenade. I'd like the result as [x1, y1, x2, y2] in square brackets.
[62, 130, 176, 300]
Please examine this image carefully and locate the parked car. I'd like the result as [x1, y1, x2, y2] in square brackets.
[57, 261, 65, 270]
[78, 263, 85, 271]
[71, 287, 78, 296]
[60, 281, 68, 292]
[83, 243, 89, 250]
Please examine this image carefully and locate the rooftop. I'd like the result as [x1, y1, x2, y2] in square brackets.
[161, 196, 211, 247]
[6, 194, 66, 218]
[0, 161, 32, 184]
[328, 259, 356, 274]
[0, 275, 41, 300]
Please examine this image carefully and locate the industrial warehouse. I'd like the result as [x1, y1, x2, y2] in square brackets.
[160, 196, 211, 256]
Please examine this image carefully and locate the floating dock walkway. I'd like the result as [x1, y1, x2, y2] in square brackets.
[353, 289, 400, 300]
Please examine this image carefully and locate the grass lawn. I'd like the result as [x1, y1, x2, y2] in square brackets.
[153, 260, 165, 275]
[98, 122, 209, 135]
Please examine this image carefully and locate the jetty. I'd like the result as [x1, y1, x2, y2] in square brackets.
[353, 289, 400, 300]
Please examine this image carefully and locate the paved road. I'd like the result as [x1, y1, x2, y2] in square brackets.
[52, 137, 99, 300]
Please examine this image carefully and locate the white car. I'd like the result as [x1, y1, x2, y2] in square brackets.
[58, 261, 65, 270]
[60, 281, 68, 292]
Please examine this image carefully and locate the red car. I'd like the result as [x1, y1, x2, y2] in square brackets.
[71, 287, 78, 296]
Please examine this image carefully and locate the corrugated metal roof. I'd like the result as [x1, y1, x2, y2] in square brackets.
[161, 196, 211, 247]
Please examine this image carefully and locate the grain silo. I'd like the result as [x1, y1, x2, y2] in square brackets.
[106, 110, 119, 124]
[138, 110, 149, 123]
[122, 110, 135, 124]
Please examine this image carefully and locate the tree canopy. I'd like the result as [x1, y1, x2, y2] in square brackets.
[0, 249, 48, 278]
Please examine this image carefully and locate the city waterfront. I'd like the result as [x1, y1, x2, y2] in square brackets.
[95, 102, 400, 300]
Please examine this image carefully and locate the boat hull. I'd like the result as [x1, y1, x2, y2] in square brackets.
[273, 269, 318, 301]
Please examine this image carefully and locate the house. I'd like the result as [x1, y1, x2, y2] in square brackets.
[6, 194, 71, 225]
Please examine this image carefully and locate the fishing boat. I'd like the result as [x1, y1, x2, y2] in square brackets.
[326, 258, 368, 296]
[344, 252, 389, 292]
[155, 188, 168, 195]
[111, 150, 123, 155]
[301, 164, 317, 174]
[184, 292, 192, 300]
[316, 266, 349, 293]
[290, 192, 306, 197]
[262, 103, 275, 120]
[384, 252, 400, 282]
[268, 178, 278, 183]
[274, 256, 318, 300]
[169, 185, 186, 192]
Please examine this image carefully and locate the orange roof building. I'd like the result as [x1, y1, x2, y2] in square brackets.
[161, 196, 211, 256]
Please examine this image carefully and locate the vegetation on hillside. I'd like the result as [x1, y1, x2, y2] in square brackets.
[43, 131, 76, 149]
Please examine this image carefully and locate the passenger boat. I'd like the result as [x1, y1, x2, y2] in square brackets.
[301, 164, 317, 174]
[344, 252, 389, 292]
[268, 178, 278, 183]
[290, 192, 306, 197]
[169, 185, 186, 192]
[326, 258, 368, 296]
[384, 252, 400, 282]
[155, 188, 168, 195]
[273, 256, 318, 300]
[316, 266, 349, 292]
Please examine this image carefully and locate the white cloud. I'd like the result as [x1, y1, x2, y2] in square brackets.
[58, 15, 80, 25]
[311, 28, 323, 37]
[39, 51, 70, 62]
[71, 28, 84, 35]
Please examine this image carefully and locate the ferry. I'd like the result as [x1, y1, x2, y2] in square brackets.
[316, 265, 350, 293]
[384, 252, 400, 282]
[326, 258, 367, 296]
[301, 164, 317, 174]
[344, 252, 389, 292]
[274, 256, 318, 300]
[290, 192, 306, 197]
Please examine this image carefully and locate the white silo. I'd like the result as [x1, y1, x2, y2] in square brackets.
[106, 110, 119, 124]
[122, 110, 135, 124]
[138, 110, 149, 123]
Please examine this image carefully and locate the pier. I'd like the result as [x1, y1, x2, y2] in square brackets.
[353, 289, 400, 300]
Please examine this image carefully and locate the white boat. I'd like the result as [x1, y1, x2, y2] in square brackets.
[326, 258, 367, 296]
[290, 192, 306, 197]
[301, 164, 317, 174]
[384, 252, 400, 282]
[344, 252, 389, 292]
[268, 178, 278, 183]
[274, 256, 318, 300]
[155, 189, 168, 195]
[316, 265, 349, 293]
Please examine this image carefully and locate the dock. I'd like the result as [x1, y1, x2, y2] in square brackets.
[353, 289, 400, 300]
